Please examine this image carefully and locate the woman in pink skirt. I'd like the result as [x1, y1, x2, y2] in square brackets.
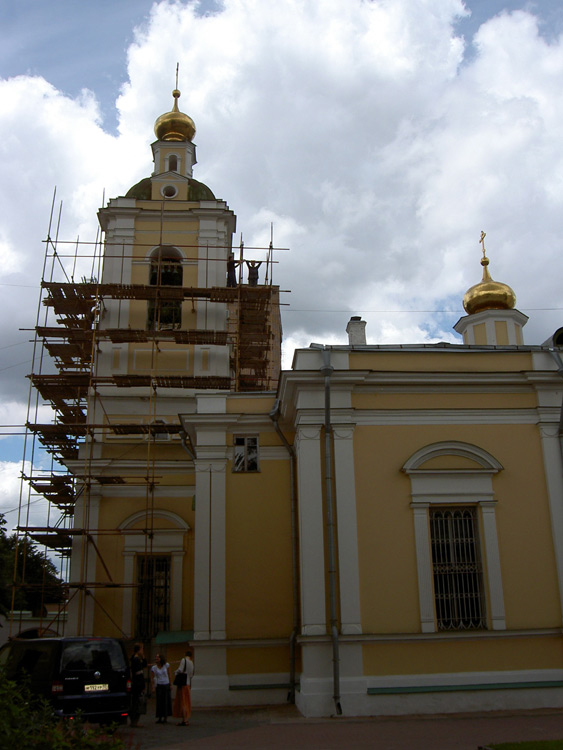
[173, 648, 194, 726]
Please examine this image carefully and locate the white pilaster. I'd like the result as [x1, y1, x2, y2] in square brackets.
[67, 488, 100, 636]
[539, 424, 563, 619]
[332, 425, 362, 634]
[193, 462, 212, 639]
[480, 503, 506, 629]
[411, 504, 436, 633]
[170, 551, 184, 630]
[296, 425, 326, 635]
[209, 460, 227, 639]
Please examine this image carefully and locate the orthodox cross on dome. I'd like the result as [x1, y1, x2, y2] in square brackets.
[479, 230, 490, 269]
[480, 230, 487, 258]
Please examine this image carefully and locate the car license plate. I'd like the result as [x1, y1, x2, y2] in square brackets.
[84, 683, 109, 692]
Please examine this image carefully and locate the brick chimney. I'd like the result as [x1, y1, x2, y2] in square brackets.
[346, 316, 366, 345]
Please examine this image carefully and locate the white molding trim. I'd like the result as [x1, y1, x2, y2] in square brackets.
[144, 244, 188, 262]
[403, 441, 505, 633]
[333, 424, 362, 634]
[538, 427, 563, 620]
[403, 441, 503, 472]
[193, 458, 227, 640]
[295, 425, 327, 635]
[119, 510, 190, 636]
[98, 486, 195, 499]
[353, 409, 539, 426]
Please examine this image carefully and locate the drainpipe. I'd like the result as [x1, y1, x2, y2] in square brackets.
[547, 348, 563, 463]
[179, 430, 196, 461]
[312, 344, 342, 716]
[269, 400, 299, 704]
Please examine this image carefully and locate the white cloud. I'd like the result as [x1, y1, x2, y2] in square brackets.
[0, 460, 60, 534]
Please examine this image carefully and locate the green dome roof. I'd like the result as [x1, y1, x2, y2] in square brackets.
[125, 177, 215, 201]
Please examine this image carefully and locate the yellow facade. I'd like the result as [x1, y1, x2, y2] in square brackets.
[28, 93, 563, 719]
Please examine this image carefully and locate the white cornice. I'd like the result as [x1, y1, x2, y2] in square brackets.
[352, 408, 540, 425]
[294, 408, 539, 426]
[403, 441, 503, 472]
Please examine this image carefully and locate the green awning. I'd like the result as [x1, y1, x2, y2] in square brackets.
[155, 630, 194, 645]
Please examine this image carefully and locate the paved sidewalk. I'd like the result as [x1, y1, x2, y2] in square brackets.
[116, 701, 563, 750]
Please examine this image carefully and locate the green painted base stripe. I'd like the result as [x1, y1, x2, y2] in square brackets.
[229, 683, 292, 691]
[368, 681, 563, 695]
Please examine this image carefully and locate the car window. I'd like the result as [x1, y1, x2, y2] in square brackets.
[1, 643, 55, 680]
[60, 641, 125, 671]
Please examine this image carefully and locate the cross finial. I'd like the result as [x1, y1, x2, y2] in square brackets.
[479, 230, 487, 257]
[175, 62, 179, 90]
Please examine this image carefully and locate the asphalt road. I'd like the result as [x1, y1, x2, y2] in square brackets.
[115, 701, 563, 750]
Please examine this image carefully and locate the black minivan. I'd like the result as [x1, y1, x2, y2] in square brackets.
[0, 637, 131, 724]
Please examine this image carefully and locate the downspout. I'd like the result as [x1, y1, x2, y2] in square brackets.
[547, 348, 563, 463]
[315, 345, 342, 716]
[269, 400, 299, 704]
[179, 430, 196, 461]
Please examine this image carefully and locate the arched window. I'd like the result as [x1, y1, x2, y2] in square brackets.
[147, 246, 183, 330]
[403, 441, 505, 633]
[119, 510, 191, 637]
[168, 154, 178, 172]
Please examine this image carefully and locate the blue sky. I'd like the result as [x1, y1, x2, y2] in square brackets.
[1, 0, 563, 527]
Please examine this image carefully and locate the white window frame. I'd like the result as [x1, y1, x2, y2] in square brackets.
[233, 435, 259, 473]
[119, 510, 189, 637]
[403, 441, 505, 633]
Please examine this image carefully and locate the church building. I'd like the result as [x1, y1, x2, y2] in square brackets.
[25, 90, 563, 717]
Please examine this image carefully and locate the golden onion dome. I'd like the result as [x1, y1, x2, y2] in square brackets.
[154, 89, 196, 142]
[463, 233, 516, 315]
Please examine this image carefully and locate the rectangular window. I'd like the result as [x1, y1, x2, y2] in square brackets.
[135, 556, 171, 639]
[233, 435, 259, 472]
[430, 507, 486, 631]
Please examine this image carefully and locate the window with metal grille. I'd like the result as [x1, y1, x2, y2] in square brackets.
[135, 556, 171, 639]
[430, 507, 486, 630]
[233, 435, 259, 472]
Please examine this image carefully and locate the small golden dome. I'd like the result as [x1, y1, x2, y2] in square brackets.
[154, 89, 196, 142]
[463, 233, 516, 315]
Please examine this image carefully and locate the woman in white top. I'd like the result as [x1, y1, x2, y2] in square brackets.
[150, 653, 172, 723]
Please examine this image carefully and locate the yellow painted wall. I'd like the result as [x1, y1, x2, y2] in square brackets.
[474, 323, 487, 344]
[225, 457, 293, 639]
[353, 422, 559, 634]
[362, 635, 563, 676]
[349, 351, 533, 373]
[227, 646, 294, 676]
[495, 321, 509, 345]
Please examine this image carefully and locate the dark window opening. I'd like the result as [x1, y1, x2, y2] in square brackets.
[135, 556, 171, 639]
[168, 155, 178, 172]
[147, 247, 182, 330]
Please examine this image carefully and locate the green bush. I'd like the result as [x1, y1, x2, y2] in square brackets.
[0, 670, 127, 750]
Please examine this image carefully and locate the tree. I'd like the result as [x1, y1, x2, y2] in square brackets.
[0, 515, 12, 617]
[0, 514, 65, 617]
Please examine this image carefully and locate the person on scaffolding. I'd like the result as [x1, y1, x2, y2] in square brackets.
[227, 253, 241, 287]
[246, 260, 262, 287]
